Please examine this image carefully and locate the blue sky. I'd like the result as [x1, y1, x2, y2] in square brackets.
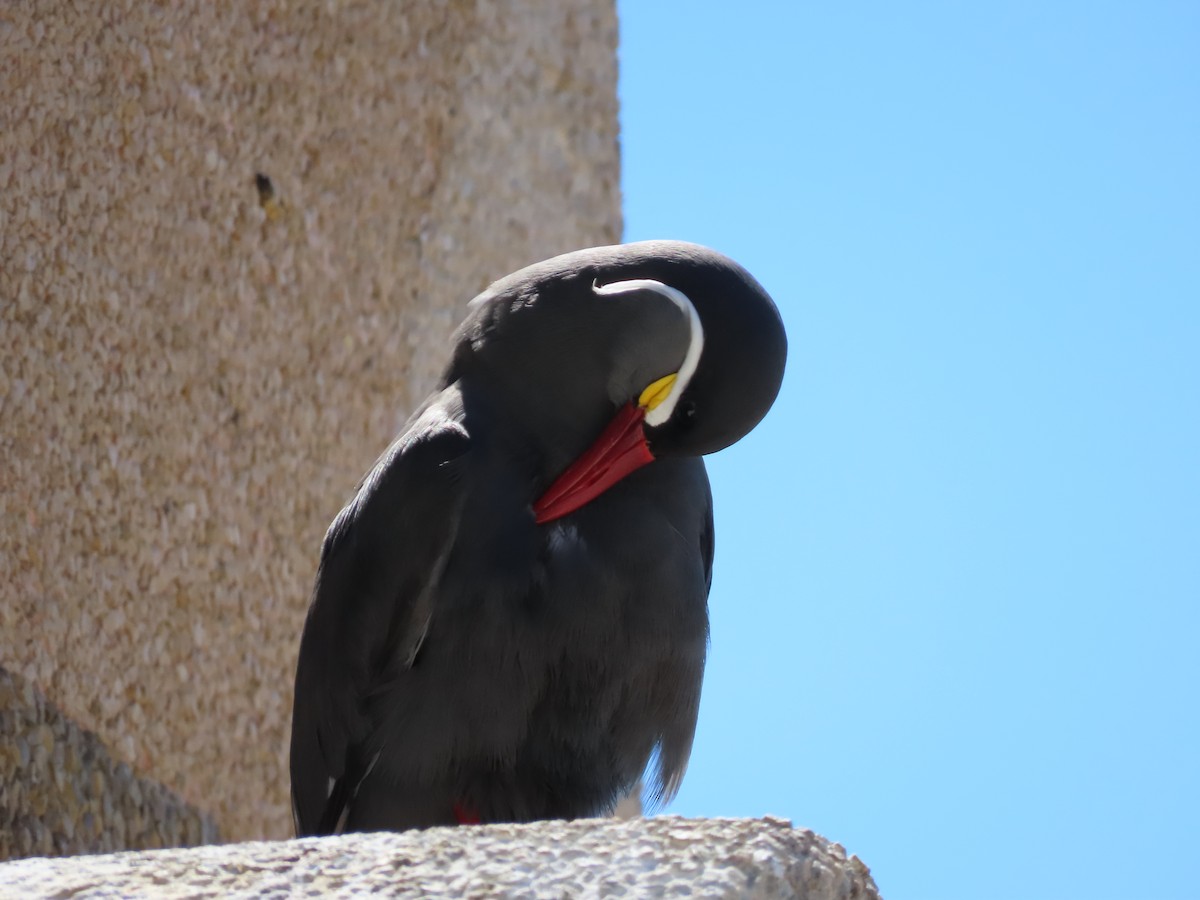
[618, 4, 1199, 898]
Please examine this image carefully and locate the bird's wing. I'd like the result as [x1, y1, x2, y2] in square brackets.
[700, 485, 715, 594]
[289, 411, 470, 836]
[646, 472, 714, 809]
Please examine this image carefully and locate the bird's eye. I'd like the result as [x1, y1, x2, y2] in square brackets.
[680, 400, 697, 419]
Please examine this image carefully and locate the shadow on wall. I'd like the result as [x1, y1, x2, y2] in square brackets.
[0, 667, 219, 860]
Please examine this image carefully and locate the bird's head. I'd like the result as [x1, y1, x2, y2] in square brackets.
[448, 240, 787, 522]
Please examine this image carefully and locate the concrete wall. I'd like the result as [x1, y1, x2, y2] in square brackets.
[0, 0, 620, 853]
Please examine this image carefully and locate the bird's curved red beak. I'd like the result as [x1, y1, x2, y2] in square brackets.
[533, 401, 655, 524]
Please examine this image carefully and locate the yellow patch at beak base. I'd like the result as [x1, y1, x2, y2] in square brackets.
[638, 373, 678, 412]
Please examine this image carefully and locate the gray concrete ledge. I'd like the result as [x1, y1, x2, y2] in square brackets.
[0, 815, 880, 899]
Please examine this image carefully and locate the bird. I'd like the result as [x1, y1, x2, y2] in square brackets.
[289, 239, 787, 835]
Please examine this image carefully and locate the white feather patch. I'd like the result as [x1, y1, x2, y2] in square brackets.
[593, 278, 704, 426]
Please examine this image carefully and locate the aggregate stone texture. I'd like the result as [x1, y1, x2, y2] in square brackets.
[0, 667, 219, 860]
[0, 0, 621, 848]
[0, 816, 883, 899]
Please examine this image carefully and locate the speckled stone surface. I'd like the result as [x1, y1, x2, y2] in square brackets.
[0, 0, 620, 848]
[0, 667, 219, 860]
[0, 817, 882, 899]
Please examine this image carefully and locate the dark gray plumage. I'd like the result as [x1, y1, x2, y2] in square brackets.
[290, 240, 787, 835]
